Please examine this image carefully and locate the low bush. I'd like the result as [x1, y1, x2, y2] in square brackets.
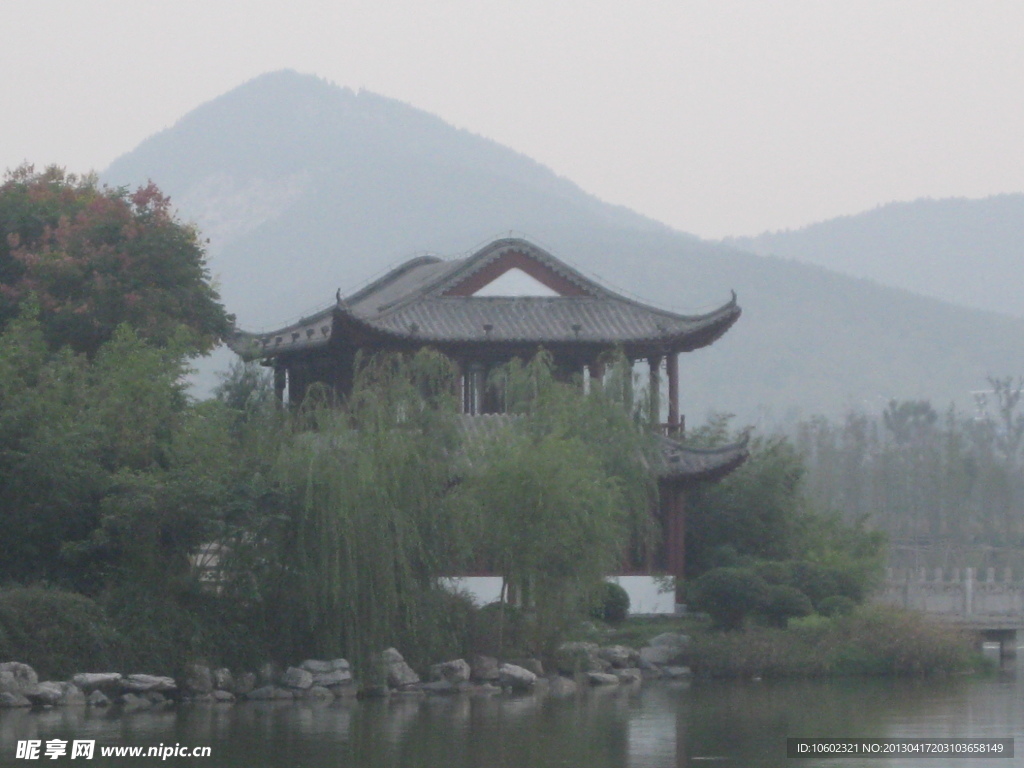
[688, 567, 769, 630]
[591, 581, 630, 625]
[761, 584, 813, 627]
[687, 605, 979, 678]
[0, 586, 123, 678]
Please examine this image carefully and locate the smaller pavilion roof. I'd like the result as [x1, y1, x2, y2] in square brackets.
[454, 413, 748, 485]
[654, 434, 750, 484]
[230, 239, 740, 359]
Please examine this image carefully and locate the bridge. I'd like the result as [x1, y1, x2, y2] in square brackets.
[877, 568, 1024, 658]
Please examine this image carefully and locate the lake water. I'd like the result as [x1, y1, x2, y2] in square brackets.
[1, 654, 1020, 767]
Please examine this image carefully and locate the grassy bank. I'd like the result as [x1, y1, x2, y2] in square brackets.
[591, 605, 986, 678]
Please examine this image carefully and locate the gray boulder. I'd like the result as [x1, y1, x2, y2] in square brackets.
[233, 672, 256, 696]
[614, 668, 643, 684]
[280, 667, 314, 690]
[212, 689, 236, 703]
[212, 668, 234, 691]
[27, 682, 64, 706]
[184, 664, 213, 694]
[59, 683, 86, 706]
[470, 655, 500, 681]
[0, 691, 31, 708]
[303, 658, 352, 686]
[497, 663, 536, 691]
[642, 632, 689, 665]
[122, 674, 176, 693]
[0, 662, 39, 697]
[650, 631, 690, 648]
[598, 645, 637, 669]
[638, 646, 675, 666]
[87, 690, 111, 707]
[72, 673, 122, 694]
[510, 658, 544, 676]
[299, 658, 349, 674]
[430, 658, 471, 684]
[257, 662, 281, 687]
[554, 642, 602, 674]
[587, 672, 620, 686]
[312, 669, 352, 687]
[381, 648, 420, 688]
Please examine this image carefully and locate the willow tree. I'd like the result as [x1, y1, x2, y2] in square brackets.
[462, 352, 657, 655]
[270, 350, 473, 671]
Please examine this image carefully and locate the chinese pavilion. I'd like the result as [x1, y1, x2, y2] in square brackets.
[229, 238, 747, 608]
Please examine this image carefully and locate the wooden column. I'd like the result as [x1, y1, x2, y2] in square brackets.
[663, 487, 687, 607]
[667, 352, 679, 431]
[648, 355, 662, 425]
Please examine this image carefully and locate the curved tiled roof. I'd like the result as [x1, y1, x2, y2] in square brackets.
[655, 434, 750, 484]
[454, 413, 748, 483]
[229, 238, 740, 359]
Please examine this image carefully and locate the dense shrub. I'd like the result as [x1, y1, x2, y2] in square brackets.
[818, 595, 857, 617]
[830, 605, 976, 676]
[102, 582, 270, 675]
[689, 567, 769, 630]
[591, 581, 630, 625]
[687, 605, 978, 678]
[761, 584, 813, 627]
[0, 587, 123, 678]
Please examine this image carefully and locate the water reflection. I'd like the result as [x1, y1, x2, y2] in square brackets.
[0, 670, 1018, 767]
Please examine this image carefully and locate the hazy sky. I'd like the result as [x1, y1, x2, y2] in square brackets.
[4, 1, 1023, 239]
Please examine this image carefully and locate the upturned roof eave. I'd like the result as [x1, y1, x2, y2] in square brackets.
[333, 294, 741, 351]
[656, 434, 751, 484]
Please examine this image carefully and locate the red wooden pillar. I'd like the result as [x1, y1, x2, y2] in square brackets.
[667, 352, 679, 432]
[664, 486, 686, 607]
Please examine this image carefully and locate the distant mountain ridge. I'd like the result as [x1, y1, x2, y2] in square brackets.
[103, 70, 1024, 422]
[728, 195, 1024, 318]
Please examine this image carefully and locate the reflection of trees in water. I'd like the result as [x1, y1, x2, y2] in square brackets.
[340, 689, 634, 768]
[677, 677, 977, 768]
[0, 677, 998, 768]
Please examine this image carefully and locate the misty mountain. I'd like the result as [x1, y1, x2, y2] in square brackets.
[103, 70, 1024, 424]
[728, 195, 1024, 318]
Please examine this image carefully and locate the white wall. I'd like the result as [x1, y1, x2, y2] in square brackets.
[443, 575, 676, 615]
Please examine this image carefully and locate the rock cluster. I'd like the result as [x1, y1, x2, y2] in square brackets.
[0, 632, 691, 711]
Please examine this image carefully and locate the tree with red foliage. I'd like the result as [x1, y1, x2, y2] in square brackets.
[0, 165, 231, 356]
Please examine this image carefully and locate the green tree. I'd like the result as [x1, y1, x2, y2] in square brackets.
[248, 350, 474, 670]
[685, 417, 885, 619]
[460, 353, 656, 655]
[0, 308, 204, 589]
[0, 165, 231, 356]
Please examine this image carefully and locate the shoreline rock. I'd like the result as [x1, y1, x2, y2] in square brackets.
[0, 636, 696, 711]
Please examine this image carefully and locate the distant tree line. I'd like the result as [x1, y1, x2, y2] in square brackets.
[793, 381, 1024, 571]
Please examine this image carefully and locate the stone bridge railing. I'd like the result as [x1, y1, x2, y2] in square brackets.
[877, 568, 1024, 617]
